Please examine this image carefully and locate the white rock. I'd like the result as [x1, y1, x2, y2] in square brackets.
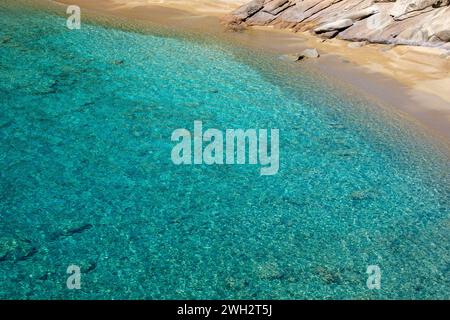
[390, 0, 450, 20]
[300, 48, 320, 58]
[314, 19, 354, 33]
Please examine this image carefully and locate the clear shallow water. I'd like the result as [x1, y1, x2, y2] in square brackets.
[0, 1, 449, 299]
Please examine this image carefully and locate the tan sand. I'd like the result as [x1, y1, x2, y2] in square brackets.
[108, 0, 248, 15]
[48, 0, 450, 142]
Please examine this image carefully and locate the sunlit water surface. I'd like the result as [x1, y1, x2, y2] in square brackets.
[0, 1, 449, 299]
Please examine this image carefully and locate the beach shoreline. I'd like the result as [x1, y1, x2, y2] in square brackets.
[2, 1, 450, 300]
[49, 0, 450, 142]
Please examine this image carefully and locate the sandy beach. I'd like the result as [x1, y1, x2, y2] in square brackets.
[50, 0, 450, 141]
[109, 0, 248, 15]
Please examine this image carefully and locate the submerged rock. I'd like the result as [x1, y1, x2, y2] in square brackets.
[255, 261, 285, 280]
[300, 48, 320, 58]
[0, 120, 13, 130]
[50, 223, 93, 240]
[314, 266, 342, 284]
[1, 36, 12, 44]
[0, 236, 37, 262]
[84, 260, 97, 273]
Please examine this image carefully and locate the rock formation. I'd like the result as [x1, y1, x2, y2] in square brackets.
[226, 0, 450, 47]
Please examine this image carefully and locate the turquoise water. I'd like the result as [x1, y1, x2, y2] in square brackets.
[0, 1, 449, 299]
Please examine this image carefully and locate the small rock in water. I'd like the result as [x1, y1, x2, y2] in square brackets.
[0, 236, 37, 262]
[281, 48, 320, 62]
[300, 48, 320, 59]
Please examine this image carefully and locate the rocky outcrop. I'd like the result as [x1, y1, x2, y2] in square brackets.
[314, 18, 354, 33]
[232, 0, 266, 19]
[390, 0, 449, 19]
[227, 0, 450, 47]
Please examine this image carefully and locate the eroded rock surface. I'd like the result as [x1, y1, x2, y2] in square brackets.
[227, 0, 450, 47]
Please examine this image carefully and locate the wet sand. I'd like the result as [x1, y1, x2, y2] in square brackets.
[48, 0, 450, 142]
